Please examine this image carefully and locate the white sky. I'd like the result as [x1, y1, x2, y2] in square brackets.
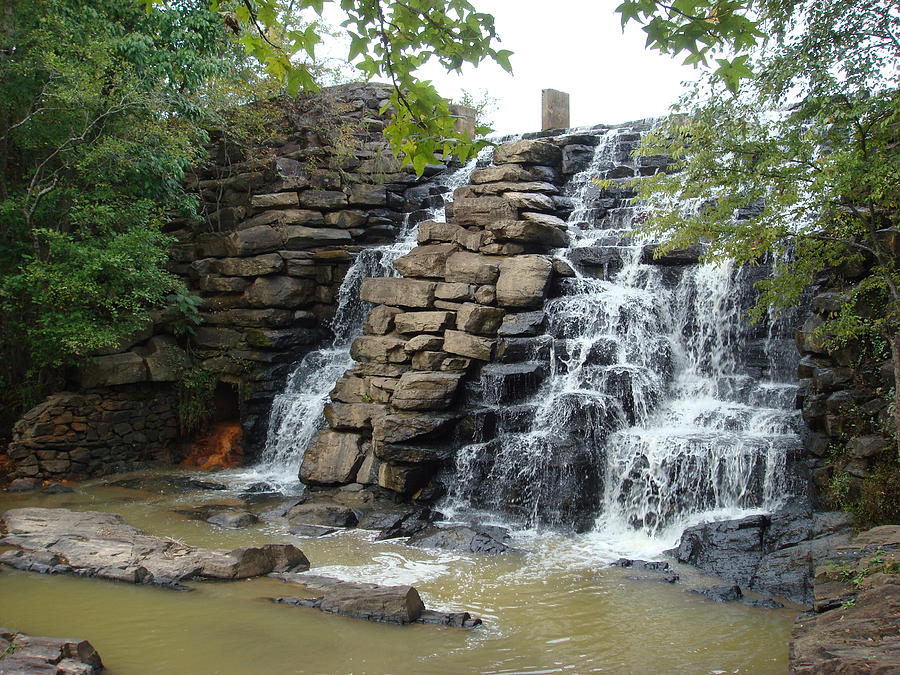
[418, 0, 700, 133]
[316, 0, 701, 135]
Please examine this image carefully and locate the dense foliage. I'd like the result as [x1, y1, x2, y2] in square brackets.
[155, 0, 510, 173]
[0, 0, 246, 428]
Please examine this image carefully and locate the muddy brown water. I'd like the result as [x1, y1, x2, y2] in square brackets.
[0, 471, 798, 674]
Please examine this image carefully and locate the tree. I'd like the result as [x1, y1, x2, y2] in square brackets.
[154, 0, 510, 173]
[0, 0, 259, 428]
[618, 0, 899, 457]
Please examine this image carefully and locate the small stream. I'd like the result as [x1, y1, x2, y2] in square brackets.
[0, 472, 796, 674]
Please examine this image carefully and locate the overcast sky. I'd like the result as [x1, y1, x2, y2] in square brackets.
[317, 0, 701, 135]
[417, 0, 700, 133]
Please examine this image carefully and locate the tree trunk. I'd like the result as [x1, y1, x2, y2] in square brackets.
[893, 331, 900, 460]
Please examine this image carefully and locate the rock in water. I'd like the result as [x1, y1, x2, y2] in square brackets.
[0, 628, 103, 674]
[405, 524, 518, 555]
[686, 585, 744, 603]
[667, 509, 854, 604]
[206, 510, 259, 529]
[0, 507, 309, 587]
[270, 573, 482, 627]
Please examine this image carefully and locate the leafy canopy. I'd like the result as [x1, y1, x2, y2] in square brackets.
[145, 0, 512, 171]
[0, 0, 253, 420]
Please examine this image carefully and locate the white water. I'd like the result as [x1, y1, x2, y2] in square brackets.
[229, 151, 489, 489]
[447, 124, 802, 556]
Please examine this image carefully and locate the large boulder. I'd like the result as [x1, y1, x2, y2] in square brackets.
[282, 226, 352, 249]
[225, 225, 282, 256]
[495, 256, 553, 309]
[668, 509, 854, 604]
[77, 352, 148, 388]
[391, 372, 462, 411]
[394, 311, 455, 334]
[443, 330, 495, 361]
[323, 403, 386, 431]
[214, 253, 284, 276]
[0, 507, 309, 587]
[493, 140, 561, 165]
[406, 524, 517, 555]
[360, 278, 436, 308]
[299, 430, 365, 485]
[373, 413, 458, 444]
[488, 220, 568, 248]
[270, 574, 482, 627]
[245, 276, 316, 308]
[456, 303, 506, 336]
[349, 335, 408, 363]
[443, 252, 501, 285]
[392, 244, 458, 278]
[452, 197, 517, 228]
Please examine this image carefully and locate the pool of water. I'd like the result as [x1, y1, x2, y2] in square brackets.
[0, 471, 798, 674]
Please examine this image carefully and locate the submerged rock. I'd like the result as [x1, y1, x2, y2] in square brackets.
[270, 573, 482, 627]
[0, 628, 103, 674]
[0, 507, 309, 588]
[610, 558, 679, 583]
[405, 524, 518, 555]
[41, 481, 74, 494]
[206, 510, 259, 529]
[6, 478, 37, 493]
[686, 584, 744, 603]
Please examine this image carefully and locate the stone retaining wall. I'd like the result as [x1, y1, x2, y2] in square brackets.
[6, 82, 453, 479]
[298, 137, 578, 500]
[8, 386, 177, 479]
[795, 243, 898, 516]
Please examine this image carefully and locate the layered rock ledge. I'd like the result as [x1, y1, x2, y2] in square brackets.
[0, 507, 309, 588]
[789, 525, 900, 673]
[0, 629, 103, 674]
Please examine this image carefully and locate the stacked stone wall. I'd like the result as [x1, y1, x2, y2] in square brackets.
[6, 82, 452, 479]
[8, 386, 177, 479]
[795, 245, 898, 515]
[298, 138, 581, 501]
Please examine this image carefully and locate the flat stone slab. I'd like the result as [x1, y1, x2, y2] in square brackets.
[0, 507, 309, 589]
[270, 573, 482, 627]
[0, 628, 103, 674]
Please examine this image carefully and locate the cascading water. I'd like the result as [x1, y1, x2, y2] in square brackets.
[447, 123, 803, 552]
[236, 150, 491, 487]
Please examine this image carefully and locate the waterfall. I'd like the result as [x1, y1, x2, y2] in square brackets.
[446, 123, 802, 550]
[236, 151, 490, 487]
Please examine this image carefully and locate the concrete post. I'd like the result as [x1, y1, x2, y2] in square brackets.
[448, 104, 477, 139]
[542, 89, 570, 131]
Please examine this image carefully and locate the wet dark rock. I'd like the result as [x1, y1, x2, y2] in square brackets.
[687, 584, 743, 602]
[667, 508, 854, 605]
[40, 481, 74, 494]
[611, 558, 679, 583]
[640, 243, 704, 266]
[405, 524, 518, 555]
[286, 502, 358, 528]
[610, 558, 673, 572]
[241, 481, 282, 496]
[269, 573, 482, 627]
[0, 629, 103, 674]
[6, 478, 37, 492]
[744, 597, 785, 609]
[206, 510, 259, 529]
[0, 507, 309, 587]
[373, 508, 438, 540]
[289, 525, 337, 537]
